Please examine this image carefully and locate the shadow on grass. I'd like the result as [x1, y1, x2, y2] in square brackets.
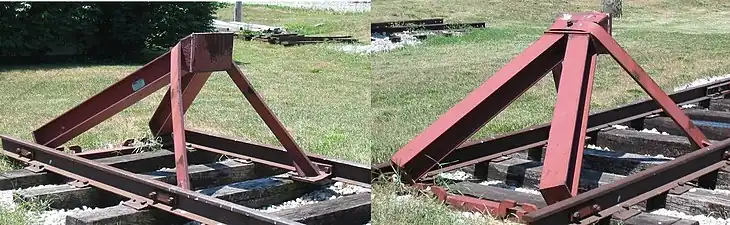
[0, 50, 168, 72]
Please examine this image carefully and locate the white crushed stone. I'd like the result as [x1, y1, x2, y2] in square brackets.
[243, 0, 370, 13]
[681, 104, 698, 109]
[0, 189, 18, 210]
[460, 211, 484, 219]
[651, 208, 730, 225]
[478, 180, 541, 195]
[586, 144, 612, 151]
[514, 187, 541, 195]
[29, 206, 104, 225]
[437, 170, 472, 181]
[259, 181, 370, 212]
[640, 128, 670, 135]
[339, 33, 422, 54]
[674, 74, 730, 92]
[479, 180, 504, 186]
[689, 188, 730, 196]
[647, 154, 675, 160]
[612, 124, 629, 130]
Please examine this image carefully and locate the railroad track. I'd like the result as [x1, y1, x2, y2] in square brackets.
[374, 77, 730, 225]
[0, 131, 371, 225]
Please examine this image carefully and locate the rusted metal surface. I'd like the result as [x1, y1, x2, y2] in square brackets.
[523, 138, 730, 225]
[540, 33, 597, 204]
[72, 146, 141, 159]
[387, 11, 710, 186]
[169, 44, 191, 190]
[31, 32, 329, 183]
[32, 53, 171, 148]
[148, 72, 211, 136]
[226, 64, 327, 182]
[379, 11, 722, 224]
[186, 129, 370, 187]
[390, 33, 567, 182]
[180, 32, 234, 73]
[430, 185, 537, 221]
[1, 136, 304, 225]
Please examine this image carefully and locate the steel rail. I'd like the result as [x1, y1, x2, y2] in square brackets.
[522, 136, 730, 225]
[372, 77, 730, 179]
[185, 129, 371, 187]
[1, 135, 304, 225]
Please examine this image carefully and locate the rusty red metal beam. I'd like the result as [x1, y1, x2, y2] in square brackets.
[226, 64, 327, 182]
[148, 72, 211, 136]
[1, 135, 304, 225]
[523, 137, 730, 225]
[32, 53, 172, 148]
[539, 33, 596, 204]
[429, 185, 537, 221]
[168, 44, 191, 190]
[390, 33, 567, 182]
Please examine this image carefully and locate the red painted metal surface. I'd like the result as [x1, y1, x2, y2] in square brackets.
[180, 33, 234, 73]
[430, 185, 537, 221]
[388, 10, 712, 210]
[226, 64, 327, 182]
[149, 72, 212, 136]
[32, 53, 172, 148]
[30, 32, 326, 183]
[390, 33, 566, 182]
[539, 33, 596, 204]
[169, 44, 191, 190]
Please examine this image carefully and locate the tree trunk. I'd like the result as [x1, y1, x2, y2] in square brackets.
[602, 0, 622, 18]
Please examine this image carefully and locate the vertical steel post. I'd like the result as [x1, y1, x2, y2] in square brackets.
[540, 34, 597, 204]
[170, 44, 191, 190]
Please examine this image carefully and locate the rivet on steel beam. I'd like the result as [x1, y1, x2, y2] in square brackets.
[572, 211, 582, 220]
[17, 148, 33, 158]
[592, 204, 601, 212]
[148, 191, 158, 199]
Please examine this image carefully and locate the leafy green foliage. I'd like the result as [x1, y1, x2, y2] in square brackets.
[0, 2, 222, 60]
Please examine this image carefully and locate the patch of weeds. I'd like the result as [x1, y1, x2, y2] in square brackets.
[423, 28, 521, 46]
[0, 194, 51, 225]
[0, 153, 22, 172]
[132, 135, 164, 154]
[284, 22, 337, 35]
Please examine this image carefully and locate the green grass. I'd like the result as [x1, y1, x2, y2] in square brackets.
[216, 4, 370, 41]
[372, 0, 730, 224]
[0, 5, 370, 225]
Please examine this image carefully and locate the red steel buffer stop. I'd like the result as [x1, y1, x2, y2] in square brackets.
[388, 12, 715, 224]
[31, 33, 330, 189]
[1, 32, 369, 224]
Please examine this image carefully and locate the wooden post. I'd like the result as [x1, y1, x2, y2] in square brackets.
[234, 1, 243, 22]
[602, 0, 622, 18]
